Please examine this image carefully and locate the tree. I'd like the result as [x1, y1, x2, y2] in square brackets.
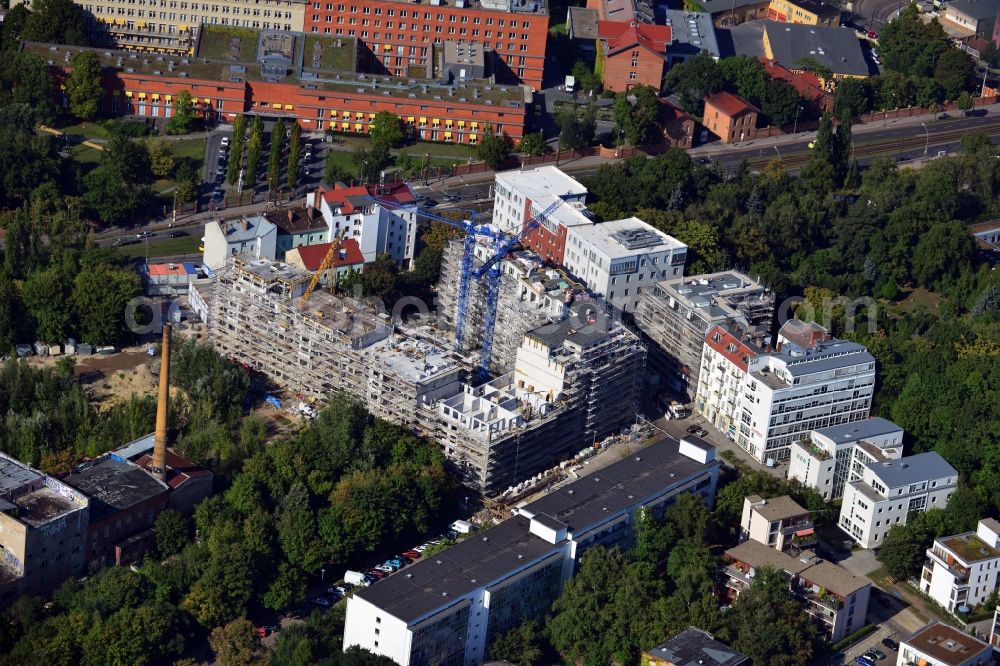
[287, 122, 301, 190]
[22, 0, 88, 46]
[957, 90, 973, 115]
[154, 509, 189, 558]
[833, 77, 874, 119]
[934, 48, 975, 100]
[166, 90, 197, 134]
[570, 59, 600, 93]
[664, 52, 723, 114]
[762, 79, 802, 127]
[556, 105, 596, 151]
[84, 166, 145, 225]
[488, 621, 544, 666]
[262, 564, 307, 611]
[245, 115, 264, 190]
[209, 618, 264, 666]
[613, 85, 661, 146]
[22, 267, 73, 343]
[360, 253, 398, 300]
[174, 161, 199, 203]
[476, 129, 512, 169]
[64, 50, 102, 120]
[324, 152, 349, 185]
[0, 53, 59, 124]
[878, 525, 927, 579]
[518, 132, 547, 156]
[368, 111, 404, 149]
[352, 142, 390, 184]
[227, 113, 247, 187]
[879, 4, 948, 77]
[146, 140, 175, 178]
[268, 118, 285, 193]
[71, 264, 142, 345]
[718, 54, 768, 105]
[794, 56, 832, 82]
[1, 5, 30, 52]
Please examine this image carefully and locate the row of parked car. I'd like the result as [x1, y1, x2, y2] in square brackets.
[350, 525, 467, 588]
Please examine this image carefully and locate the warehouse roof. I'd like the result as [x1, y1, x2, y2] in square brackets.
[763, 22, 870, 77]
[64, 458, 168, 522]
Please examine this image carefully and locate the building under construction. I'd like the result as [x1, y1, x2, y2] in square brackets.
[198, 255, 644, 494]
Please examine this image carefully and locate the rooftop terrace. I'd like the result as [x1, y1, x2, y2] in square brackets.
[939, 532, 1000, 564]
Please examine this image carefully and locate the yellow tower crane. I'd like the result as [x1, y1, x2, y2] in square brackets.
[299, 230, 346, 308]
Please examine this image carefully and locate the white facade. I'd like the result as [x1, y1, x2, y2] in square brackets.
[698, 322, 876, 463]
[311, 188, 417, 268]
[491, 166, 589, 234]
[739, 495, 813, 552]
[839, 452, 958, 549]
[202, 216, 277, 270]
[897, 622, 993, 666]
[562, 218, 687, 313]
[787, 417, 905, 500]
[921, 520, 1000, 613]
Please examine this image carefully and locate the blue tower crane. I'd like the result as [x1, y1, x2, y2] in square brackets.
[367, 193, 563, 380]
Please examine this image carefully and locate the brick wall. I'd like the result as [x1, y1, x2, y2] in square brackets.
[602, 47, 665, 93]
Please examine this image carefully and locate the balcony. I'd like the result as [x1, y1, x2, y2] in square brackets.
[927, 550, 970, 583]
[801, 588, 842, 614]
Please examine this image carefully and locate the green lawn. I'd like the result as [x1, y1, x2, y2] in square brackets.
[166, 137, 207, 162]
[117, 235, 201, 259]
[58, 121, 109, 140]
[304, 34, 356, 71]
[329, 135, 478, 159]
[69, 143, 104, 169]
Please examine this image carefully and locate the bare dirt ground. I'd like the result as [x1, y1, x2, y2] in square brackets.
[27, 347, 161, 407]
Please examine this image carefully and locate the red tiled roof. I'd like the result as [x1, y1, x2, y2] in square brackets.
[704, 91, 758, 117]
[135, 451, 211, 490]
[598, 20, 672, 56]
[760, 58, 828, 102]
[292, 238, 365, 271]
[704, 324, 762, 372]
[659, 97, 692, 123]
[319, 181, 415, 213]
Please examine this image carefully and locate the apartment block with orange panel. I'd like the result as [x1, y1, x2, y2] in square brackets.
[302, 0, 549, 90]
[702, 91, 759, 144]
[25, 30, 530, 144]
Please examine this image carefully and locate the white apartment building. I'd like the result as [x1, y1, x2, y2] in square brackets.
[921, 519, 1000, 614]
[562, 218, 688, 313]
[839, 452, 958, 549]
[788, 417, 905, 500]
[740, 495, 815, 553]
[201, 215, 277, 270]
[309, 182, 418, 268]
[491, 166, 589, 241]
[897, 622, 993, 666]
[696, 320, 876, 463]
[344, 437, 720, 666]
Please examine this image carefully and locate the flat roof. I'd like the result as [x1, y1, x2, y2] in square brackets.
[945, 0, 1000, 20]
[902, 622, 991, 666]
[569, 217, 686, 260]
[495, 166, 593, 230]
[13, 486, 85, 527]
[644, 628, 749, 666]
[813, 417, 903, 444]
[867, 452, 956, 489]
[519, 436, 716, 534]
[663, 10, 720, 57]
[762, 22, 870, 77]
[370, 0, 547, 13]
[356, 435, 716, 624]
[355, 515, 557, 624]
[799, 559, 868, 597]
[746, 494, 808, 522]
[64, 458, 168, 523]
[0, 455, 43, 495]
[366, 335, 463, 385]
[567, 6, 600, 40]
[757, 338, 875, 381]
[938, 532, 1000, 564]
[653, 271, 770, 322]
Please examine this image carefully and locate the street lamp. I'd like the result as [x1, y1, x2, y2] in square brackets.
[773, 145, 781, 159]
[793, 104, 801, 135]
[361, 160, 368, 185]
[921, 122, 929, 158]
[321, 568, 326, 584]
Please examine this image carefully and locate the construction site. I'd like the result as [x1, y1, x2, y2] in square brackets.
[196, 247, 647, 494]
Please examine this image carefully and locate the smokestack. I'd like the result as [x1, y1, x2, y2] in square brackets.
[152, 323, 171, 480]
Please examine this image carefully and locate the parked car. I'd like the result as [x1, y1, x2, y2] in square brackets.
[881, 638, 898, 651]
[855, 656, 875, 666]
[386, 558, 405, 569]
[169, 231, 187, 238]
[686, 425, 708, 437]
[868, 649, 886, 661]
[444, 193, 461, 202]
[365, 569, 386, 579]
[220, 136, 230, 149]
[402, 550, 421, 559]
[376, 564, 395, 573]
[867, 30, 878, 39]
[136, 231, 153, 239]
[420, 199, 437, 208]
[413, 545, 428, 553]
[310, 596, 332, 607]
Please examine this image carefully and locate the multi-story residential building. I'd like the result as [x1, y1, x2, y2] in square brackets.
[635, 271, 774, 399]
[898, 622, 994, 666]
[343, 435, 720, 666]
[302, 0, 550, 89]
[202, 216, 278, 270]
[308, 181, 417, 267]
[702, 91, 758, 144]
[787, 417, 905, 500]
[740, 495, 815, 553]
[641, 628, 749, 666]
[0, 453, 89, 604]
[265, 206, 330, 258]
[13, 0, 306, 55]
[990, 603, 1000, 649]
[596, 20, 673, 93]
[284, 238, 366, 282]
[839, 452, 958, 549]
[27, 32, 531, 143]
[723, 540, 871, 642]
[921, 519, 1000, 614]
[766, 0, 841, 25]
[697, 321, 876, 463]
[562, 218, 687, 313]
[492, 166, 591, 263]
